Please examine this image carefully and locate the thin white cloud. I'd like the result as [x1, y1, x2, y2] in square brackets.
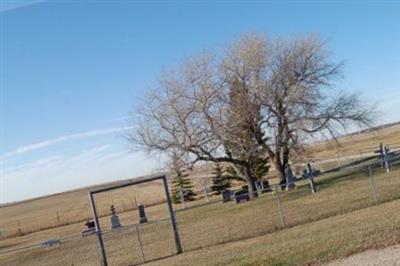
[1, 147, 159, 203]
[1, 126, 131, 159]
[0, 0, 46, 13]
[2, 145, 111, 179]
[64, 145, 111, 169]
[2, 155, 64, 175]
[96, 150, 130, 162]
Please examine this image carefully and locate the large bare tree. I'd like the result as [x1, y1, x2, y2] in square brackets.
[129, 33, 374, 194]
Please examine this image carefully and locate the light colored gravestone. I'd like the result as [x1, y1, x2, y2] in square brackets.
[110, 205, 121, 229]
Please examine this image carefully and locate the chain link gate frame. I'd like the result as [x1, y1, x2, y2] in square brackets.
[88, 174, 182, 266]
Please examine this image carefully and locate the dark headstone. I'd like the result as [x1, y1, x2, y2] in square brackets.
[222, 189, 232, 203]
[285, 165, 296, 190]
[234, 190, 249, 203]
[85, 220, 95, 229]
[82, 220, 96, 237]
[256, 180, 271, 193]
[138, 204, 148, 224]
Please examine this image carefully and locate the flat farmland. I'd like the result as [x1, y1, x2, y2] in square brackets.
[0, 160, 399, 265]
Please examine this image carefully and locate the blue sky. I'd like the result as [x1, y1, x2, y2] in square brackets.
[1, 1, 399, 203]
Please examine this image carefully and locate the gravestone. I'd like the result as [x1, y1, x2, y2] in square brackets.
[234, 186, 250, 203]
[81, 220, 96, 237]
[110, 205, 121, 229]
[285, 165, 296, 191]
[255, 180, 271, 193]
[138, 204, 148, 224]
[222, 189, 232, 203]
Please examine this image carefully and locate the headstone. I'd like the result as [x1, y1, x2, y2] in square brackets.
[111, 215, 121, 229]
[234, 186, 250, 203]
[285, 165, 296, 191]
[222, 189, 232, 203]
[85, 220, 95, 229]
[81, 220, 96, 237]
[234, 190, 249, 203]
[138, 204, 148, 224]
[110, 205, 121, 229]
[255, 180, 271, 193]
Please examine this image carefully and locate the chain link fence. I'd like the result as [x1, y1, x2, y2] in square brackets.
[174, 154, 400, 252]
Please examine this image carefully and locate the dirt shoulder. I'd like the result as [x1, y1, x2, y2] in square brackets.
[326, 244, 400, 266]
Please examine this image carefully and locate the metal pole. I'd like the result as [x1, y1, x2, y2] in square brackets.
[162, 176, 183, 254]
[368, 166, 379, 204]
[88, 192, 108, 266]
[180, 186, 185, 209]
[307, 163, 317, 194]
[203, 179, 209, 203]
[135, 224, 146, 263]
[275, 188, 286, 228]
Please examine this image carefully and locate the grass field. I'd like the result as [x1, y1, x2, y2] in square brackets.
[0, 123, 399, 265]
[147, 199, 400, 266]
[307, 122, 400, 161]
[1, 123, 399, 240]
[0, 158, 399, 265]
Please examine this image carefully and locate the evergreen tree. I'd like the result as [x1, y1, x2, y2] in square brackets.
[170, 153, 196, 204]
[223, 78, 271, 193]
[211, 163, 231, 194]
[250, 156, 270, 181]
[225, 156, 269, 182]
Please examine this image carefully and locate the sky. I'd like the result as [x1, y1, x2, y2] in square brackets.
[1, 1, 399, 203]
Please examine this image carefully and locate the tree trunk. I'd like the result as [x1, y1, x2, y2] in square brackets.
[237, 165, 258, 199]
[246, 178, 258, 199]
[274, 158, 286, 190]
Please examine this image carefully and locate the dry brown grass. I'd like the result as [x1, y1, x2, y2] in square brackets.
[2, 123, 398, 239]
[0, 123, 399, 265]
[0, 162, 399, 265]
[306, 123, 400, 161]
[146, 199, 400, 266]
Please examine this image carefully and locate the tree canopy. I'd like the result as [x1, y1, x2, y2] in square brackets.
[129, 33, 374, 196]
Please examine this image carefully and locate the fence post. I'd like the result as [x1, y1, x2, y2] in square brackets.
[162, 175, 183, 254]
[203, 179, 209, 203]
[135, 224, 146, 263]
[88, 192, 108, 266]
[180, 186, 186, 209]
[56, 211, 61, 226]
[275, 187, 286, 228]
[368, 165, 379, 204]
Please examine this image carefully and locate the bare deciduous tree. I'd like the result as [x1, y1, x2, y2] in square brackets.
[128, 33, 374, 194]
